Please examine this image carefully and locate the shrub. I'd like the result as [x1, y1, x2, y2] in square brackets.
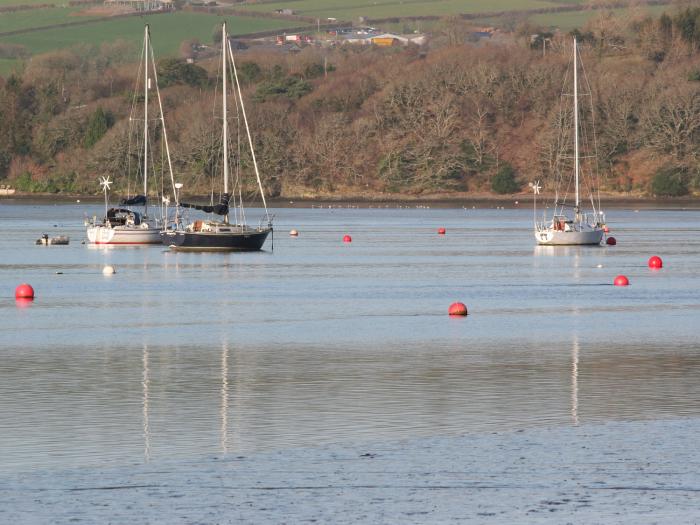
[651, 166, 689, 197]
[255, 76, 312, 101]
[238, 62, 262, 84]
[13, 170, 78, 193]
[157, 58, 208, 88]
[491, 164, 520, 194]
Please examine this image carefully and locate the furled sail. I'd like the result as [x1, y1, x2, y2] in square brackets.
[180, 193, 230, 216]
[120, 195, 147, 206]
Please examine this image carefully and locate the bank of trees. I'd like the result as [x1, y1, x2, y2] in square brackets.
[1, 9, 699, 197]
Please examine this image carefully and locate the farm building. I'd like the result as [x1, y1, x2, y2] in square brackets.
[103, 0, 174, 11]
[341, 32, 426, 46]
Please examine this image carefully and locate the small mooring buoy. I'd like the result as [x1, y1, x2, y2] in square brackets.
[15, 283, 35, 300]
[102, 265, 116, 275]
[603, 225, 610, 233]
[606, 237, 617, 246]
[289, 229, 299, 237]
[648, 256, 663, 269]
[343, 235, 352, 243]
[448, 302, 468, 316]
[437, 227, 446, 235]
[614, 275, 629, 286]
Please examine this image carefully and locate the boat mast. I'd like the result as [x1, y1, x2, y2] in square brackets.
[228, 39, 270, 224]
[222, 22, 229, 224]
[143, 25, 149, 217]
[573, 36, 580, 218]
[148, 29, 176, 222]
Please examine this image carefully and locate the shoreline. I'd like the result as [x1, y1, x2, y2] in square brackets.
[2, 192, 700, 209]
[2, 417, 699, 523]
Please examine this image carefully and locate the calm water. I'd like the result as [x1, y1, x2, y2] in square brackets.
[1, 202, 699, 473]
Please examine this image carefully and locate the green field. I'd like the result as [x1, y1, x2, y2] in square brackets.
[529, 4, 669, 30]
[239, 0, 565, 20]
[0, 11, 300, 56]
[0, 0, 64, 5]
[0, 7, 101, 33]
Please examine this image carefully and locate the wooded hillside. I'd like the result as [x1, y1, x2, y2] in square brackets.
[1, 7, 699, 199]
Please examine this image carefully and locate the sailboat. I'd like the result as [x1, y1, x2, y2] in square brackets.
[161, 22, 272, 251]
[86, 25, 174, 245]
[533, 37, 605, 246]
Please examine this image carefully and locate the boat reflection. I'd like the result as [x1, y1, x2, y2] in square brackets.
[221, 342, 229, 455]
[142, 344, 150, 461]
[571, 335, 579, 426]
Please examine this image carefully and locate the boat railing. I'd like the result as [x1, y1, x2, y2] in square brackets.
[578, 211, 604, 227]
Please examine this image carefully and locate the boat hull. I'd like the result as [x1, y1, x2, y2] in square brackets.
[535, 228, 604, 246]
[161, 228, 271, 251]
[87, 225, 162, 245]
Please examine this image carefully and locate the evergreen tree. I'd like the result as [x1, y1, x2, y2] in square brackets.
[491, 164, 520, 194]
[83, 107, 113, 149]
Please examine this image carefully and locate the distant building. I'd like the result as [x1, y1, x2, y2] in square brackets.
[103, 0, 173, 11]
[342, 32, 426, 46]
[274, 8, 295, 15]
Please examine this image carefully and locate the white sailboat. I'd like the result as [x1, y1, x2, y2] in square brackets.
[534, 37, 605, 246]
[87, 25, 174, 245]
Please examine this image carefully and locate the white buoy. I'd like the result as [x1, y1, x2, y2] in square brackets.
[289, 229, 299, 237]
[102, 265, 116, 275]
[596, 264, 603, 268]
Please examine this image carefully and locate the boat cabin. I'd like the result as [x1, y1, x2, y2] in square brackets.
[552, 215, 573, 232]
[106, 208, 142, 227]
[187, 220, 254, 234]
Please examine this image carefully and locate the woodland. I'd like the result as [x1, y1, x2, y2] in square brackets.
[0, 7, 699, 199]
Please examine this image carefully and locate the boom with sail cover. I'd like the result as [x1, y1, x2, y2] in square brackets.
[179, 193, 230, 216]
[120, 195, 147, 206]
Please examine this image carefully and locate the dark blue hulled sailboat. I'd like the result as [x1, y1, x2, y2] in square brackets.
[161, 22, 272, 252]
[161, 193, 270, 251]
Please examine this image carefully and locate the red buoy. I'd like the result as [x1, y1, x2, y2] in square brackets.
[614, 275, 629, 286]
[15, 283, 34, 299]
[603, 225, 610, 233]
[648, 255, 663, 269]
[438, 227, 446, 235]
[448, 302, 468, 316]
[343, 235, 352, 243]
[606, 236, 617, 246]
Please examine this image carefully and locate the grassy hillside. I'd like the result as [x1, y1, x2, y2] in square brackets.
[0, 0, 58, 5]
[238, 0, 563, 19]
[0, 12, 300, 55]
[529, 5, 668, 30]
[0, 7, 101, 33]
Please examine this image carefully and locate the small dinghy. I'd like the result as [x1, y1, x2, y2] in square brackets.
[36, 234, 70, 245]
